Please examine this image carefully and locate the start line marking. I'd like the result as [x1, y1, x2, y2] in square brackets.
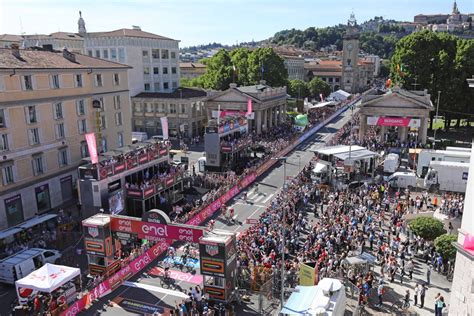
[123, 281, 189, 299]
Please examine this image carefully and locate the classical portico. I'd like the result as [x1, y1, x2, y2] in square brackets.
[358, 88, 434, 144]
[204, 82, 287, 134]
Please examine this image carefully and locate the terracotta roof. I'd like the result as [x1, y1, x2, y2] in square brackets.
[0, 34, 23, 42]
[0, 48, 131, 69]
[23, 32, 83, 41]
[84, 29, 176, 41]
[311, 72, 342, 77]
[133, 87, 207, 99]
[305, 60, 342, 72]
[179, 62, 206, 69]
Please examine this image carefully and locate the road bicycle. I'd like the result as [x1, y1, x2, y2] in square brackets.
[390, 298, 410, 312]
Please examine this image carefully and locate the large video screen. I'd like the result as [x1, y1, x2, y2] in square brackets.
[109, 190, 124, 215]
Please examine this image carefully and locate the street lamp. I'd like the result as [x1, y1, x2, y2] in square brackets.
[433, 91, 441, 149]
[271, 156, 288, 309]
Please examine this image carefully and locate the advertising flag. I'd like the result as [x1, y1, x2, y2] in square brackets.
[247, 98, 252, 115]
[320, 93, 324, 102]
[160, 117, 169, 140]
[84, 133, 99, 164]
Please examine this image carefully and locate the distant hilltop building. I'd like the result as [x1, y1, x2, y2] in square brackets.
[414, 1, 473, 32]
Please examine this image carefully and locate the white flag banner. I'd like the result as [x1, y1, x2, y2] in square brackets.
[160, 116, 169, 140]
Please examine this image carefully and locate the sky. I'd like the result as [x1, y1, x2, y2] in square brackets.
[0, 0, 473, 47]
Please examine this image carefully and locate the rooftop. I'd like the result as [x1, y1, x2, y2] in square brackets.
[83, 28, 176, 41]
[180, 62, 206, 69]
[0, 48, 131, 70]
[23, 32, 84, 41]
[0, 34, 23, 42]
[133, 87, 207, 99]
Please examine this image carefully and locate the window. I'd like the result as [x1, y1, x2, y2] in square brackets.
[58, 149, 68, 166]
[144, 83, 151, 91]
[134, 102, 142, 112]
[100, 115, 106, 129]
[146, 103, 153, 113]
[118, 48, 125, 62]
[144, 67, 150, 75]
[50, 74, 60, 89]
[180, 104, 186, 114]
[95, 74, 103, 87]
[53, 102, 63, 119]
[335, 78, 340, 83]
[103, 49, 109, 59]
[0, 109, 6, 128]
[0, 134, 9, 151]
[163, 67, 168, 75]
[88, 50, 93, 56]
[80, 141, 88, 158]
[111, 48, 117, 59]
[95, 50, 100, 58]
[161, 49, 169, 59]
[23, 75, 33, 90]
[171, 67, 177, 74]
[142, 50, 149, 58]
[75, 74, 83, 87]
[163, 82, 169, 90]
[76, 99, 86, 116]
[172, 81, 178, 89]
[153, 67, 159, 75]
[55, 123, 65, 139]
[171, 51, 176, 59]
[117, 133, 124, 148]
[2, 165, 14, 185]
[169, 104, 177, 114]
[115, 112, 122, 126]
[113, 73, 120, 86]
[113, 95, 121, 109]
[347, 59, 351, 66]
[32, 155, 44, 175]
[154, 82, 160, 91]
[28, 128, 40, 145]
[152, 49, 160, 59]
[26, 106, 37, 124]
[78, 119, 87, 134]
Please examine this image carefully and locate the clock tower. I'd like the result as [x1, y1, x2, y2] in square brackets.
[342, 13, 360, 93]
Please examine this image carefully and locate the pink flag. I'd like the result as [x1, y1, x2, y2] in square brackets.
[247, 98, 252, 114]
[85, 133, 99, 164]
[160, 117, 169, 140]
[320, 94, 324, 102]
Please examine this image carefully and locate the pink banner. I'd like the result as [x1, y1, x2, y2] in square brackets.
[84, 133, 98, 164]
[110, 217, 203, 243]
[247, 98, 252, 115]
[367, 116, 421, 127]
[149, 267, 203, 285]
[160, 117, 169, 140]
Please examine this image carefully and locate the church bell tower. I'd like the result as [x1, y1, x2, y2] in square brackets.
[342, 13, 360, 93]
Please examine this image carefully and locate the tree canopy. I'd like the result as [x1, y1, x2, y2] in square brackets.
[287, 79, 310, 99]
[409, 217, 446, 240]
[307, 77, 331, 98]
[390, 30, 474, 123]
[186, 48, 288, 90]
[434, 234, 457, 261]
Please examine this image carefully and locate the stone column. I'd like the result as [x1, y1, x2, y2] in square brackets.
[274, 107, 278, 125]
[419, 117, 428, 144]
[256, 110, 262, 134]
[268, 109, 273, 129]
[358, 114, 367, 142]
[380, 126, 387, 142]
[398, 126, 408, 142]
[262, 109, 267, 132]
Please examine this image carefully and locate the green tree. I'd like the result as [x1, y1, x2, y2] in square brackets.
[230, 48, 250, 86]
[247, 48, 288, 87]
[307, 77, 331, 98]
[409, 217, 446, 240]
[288, 79, 309, 98]
[390, 31, 474, 127]
[197, 49, 233, 90]
[434, 234, 457, 260]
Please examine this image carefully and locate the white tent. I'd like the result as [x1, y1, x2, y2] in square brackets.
[329, 89, 350, 101]
[15, 263, 80, 294]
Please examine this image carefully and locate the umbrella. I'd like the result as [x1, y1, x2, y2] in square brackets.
[318, 278, 343, 292]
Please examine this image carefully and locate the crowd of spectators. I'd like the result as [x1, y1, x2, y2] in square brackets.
[125, 163, 185, 191]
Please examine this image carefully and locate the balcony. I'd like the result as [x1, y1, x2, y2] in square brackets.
[125, 170, 185, 199]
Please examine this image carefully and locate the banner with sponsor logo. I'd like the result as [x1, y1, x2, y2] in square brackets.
[160, 117, 169, 140]
[109, 217, 204, 243]
[84, 133, 99, 164]
[367, 116, 421, 128]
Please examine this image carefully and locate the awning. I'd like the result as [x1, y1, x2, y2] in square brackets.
[344, 252, 377, 265]
[333, 149, 378, 161]
[15, 263, 80, 293]
[18, 214, 57, 230]
[281, 285, 320, 315]
[0, 227, 23, 240]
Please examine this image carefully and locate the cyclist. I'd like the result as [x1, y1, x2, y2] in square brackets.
[243, 192, 248, 202]
[208, 219, 215, 231]
[403, 290, 410, 308]
[164, 266, 171, 281]
[167, 246, 176, 258]
[221, 205, 227, 219]
[229, 208, 235, 223]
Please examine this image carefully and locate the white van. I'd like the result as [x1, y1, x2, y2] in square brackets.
[387, 172, 417, 190]
[312, 162, 329, 184]
[383, 153, 399, 174]
[0, 248, 61, 284]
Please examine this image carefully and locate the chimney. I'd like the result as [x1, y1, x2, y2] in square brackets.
[62, 48, 76, 63]
[11, 43, 20, 59]
[229, 83, 237, 88]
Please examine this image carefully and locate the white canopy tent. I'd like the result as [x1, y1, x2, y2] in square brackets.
[15, 263, 80, 296]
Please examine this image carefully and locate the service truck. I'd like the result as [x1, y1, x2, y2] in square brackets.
[0, 248, 61, 284]
[416, 149, 470, 177]
[383, 153, 399, 174]
[424, 161, 469, 193]
[311, 162, 330, 184]
[386, 171, 417, 190]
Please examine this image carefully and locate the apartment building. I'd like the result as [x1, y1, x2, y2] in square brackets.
[0, 47, 132, 229]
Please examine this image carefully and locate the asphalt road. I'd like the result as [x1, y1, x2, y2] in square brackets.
[84, 105, 358, 316]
